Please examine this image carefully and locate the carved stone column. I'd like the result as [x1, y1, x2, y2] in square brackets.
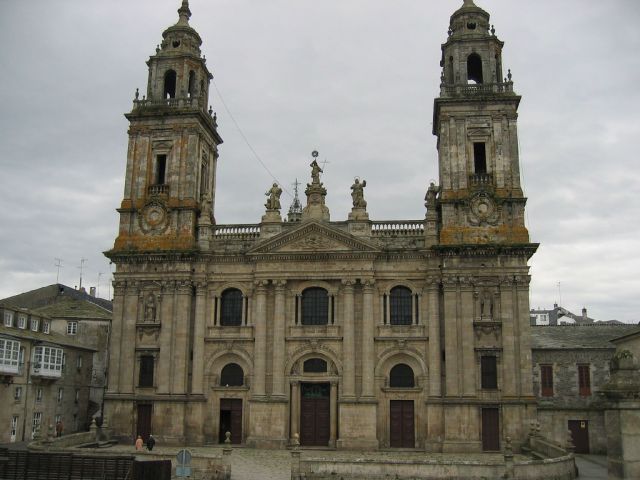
[329, 380, 338, 447]
[157, 280, 174, 394]
[426, 276, 441, 397]
[173, 280, 192, 394]
[500, 276, 517, 396]
[192, 281, 207, 394]
[290, 381, 300, 443]
[108, 280, 126, 393]
[459, 277, 476, 396]
[341, 280, 356, 398]
[361, 280, 375, 398]
[442, 275, 459, 396]
[272, 280, 287, 397]
[121, 281, 139, 393]
[253, 280, 268, 397]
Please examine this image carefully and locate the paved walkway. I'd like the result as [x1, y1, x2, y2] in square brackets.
[575, 454, 607, 480]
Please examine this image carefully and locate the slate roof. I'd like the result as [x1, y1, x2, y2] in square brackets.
[0, 284, 112, 313]
[531, 324, 640, 350]
[32, 296, 111, 321]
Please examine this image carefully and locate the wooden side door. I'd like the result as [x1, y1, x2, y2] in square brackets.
[568, 420, 590, 454]
[300, 383, 330, 446]
[390, 400, 415, 448]
[220, 399, 242, 444]
[481, 407, 500, 451]
[136, 404, 152, 441]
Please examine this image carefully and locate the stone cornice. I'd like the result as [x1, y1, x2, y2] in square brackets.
[434, 243, 538, 259]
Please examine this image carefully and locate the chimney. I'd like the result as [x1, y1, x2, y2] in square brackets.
[89, 287, 96, 297]
[582, 307, 587, 320]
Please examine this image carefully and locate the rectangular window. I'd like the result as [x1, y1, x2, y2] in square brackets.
[473, 142, 487, 174]
[31, 319, 39, 332]
[57, 388, 63, 403]
[33, 346, 64, 376]
[17, 315, 26, 329]
[155, 155, 167, 184]
[36, 388, 43, 402]
[578, 365, 591, 396]
[76, 355, 83, 370]
[14, 386, 22, 401]
[139, 355, 154, 387]
[540, 365, 554, 397]
[10, 415, 18, 440]
[43, 321, 50, 334]
[0, 338, 21, 373]
[67, 321, 78, 335]
[75, 389, 80, 403]
[32, 412, 42, 439]
[4, 312, 13, 327]
[481, 355, 498, 389]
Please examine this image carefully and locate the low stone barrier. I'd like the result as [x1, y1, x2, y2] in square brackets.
[133, 448, 232, 480]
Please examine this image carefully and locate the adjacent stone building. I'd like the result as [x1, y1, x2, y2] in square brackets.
[105, 0, 538, 451]
[531, 323, 639, 454]
[0, 303, 96, 442]
[1, 284, 112, 419]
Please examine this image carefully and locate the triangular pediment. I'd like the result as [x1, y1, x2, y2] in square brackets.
[248, 221, 379, 255]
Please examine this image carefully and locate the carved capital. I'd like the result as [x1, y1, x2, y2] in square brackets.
[273, 279, 287, 290]
[113, 281, 127, 296]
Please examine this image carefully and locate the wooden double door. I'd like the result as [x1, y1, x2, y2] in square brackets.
[219, 399, 243, 444]
[390, 400, 415, 448]
[136, 404, 152, 442]
[568, 420, 589, 454]
[481, 407, 500, 451]
[300, 383, 330, 446]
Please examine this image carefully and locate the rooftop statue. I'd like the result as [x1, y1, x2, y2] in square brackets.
[265, 183, 282, 211]
[351, 178, 367, 209]
[310, 160, 323, 185]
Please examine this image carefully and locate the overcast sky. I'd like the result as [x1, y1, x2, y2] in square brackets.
[1, 0, 639, 322]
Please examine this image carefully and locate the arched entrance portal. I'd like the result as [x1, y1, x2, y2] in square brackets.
[289, 353, 340, 447]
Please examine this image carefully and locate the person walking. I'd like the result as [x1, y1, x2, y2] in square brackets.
[135, 435, 143, 451]
[146, 434, 156, 451]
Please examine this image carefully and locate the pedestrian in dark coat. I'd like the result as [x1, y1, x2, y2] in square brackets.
[146, 434, 156, 451]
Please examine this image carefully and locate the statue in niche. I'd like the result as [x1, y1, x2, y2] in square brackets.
[310, 160, 323, 185]
[350, 178, 367, 208]
[144, 294, 157, 323]
[264, 183, 282, 210]
[480, 291, 493, 319]
[425, 182, 440, 209]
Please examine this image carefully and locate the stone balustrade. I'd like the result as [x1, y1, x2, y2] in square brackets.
[213, 224, 260, 239]
[441, 81, 514, 97]
[371, 221, 424, 237]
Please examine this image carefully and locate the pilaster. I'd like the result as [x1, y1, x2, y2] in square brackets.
[271, 280, 287, 397]
[341, 280, 356, 399]
[192, 281, 207, 394]
[253, 280, 268, 397]
[361, 280, 375, 398]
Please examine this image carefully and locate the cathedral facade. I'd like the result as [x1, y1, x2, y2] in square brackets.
[105, 0, 537, 452]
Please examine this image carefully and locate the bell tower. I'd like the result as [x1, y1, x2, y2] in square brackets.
[112, 0, 222, 253]
[433, 0, 528, 245]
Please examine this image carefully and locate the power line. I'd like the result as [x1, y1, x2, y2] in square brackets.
[210, 78, 293, 198]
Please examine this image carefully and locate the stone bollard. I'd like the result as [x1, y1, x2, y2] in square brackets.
[90, 418, 98, 441]
[291, 449, 301, 479]
[222, 431, 233, 459]
[503, 436, 514, 479]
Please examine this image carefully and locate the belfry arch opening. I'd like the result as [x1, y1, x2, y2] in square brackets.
[188, 70, 196, 98]
[164, 70, 177, 98]
[467, 53, 483, 84]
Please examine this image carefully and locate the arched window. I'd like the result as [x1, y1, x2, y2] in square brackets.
[467, 53, 483, 84]
[220, 363, 244, 386]
[390, 364, 415, 388]
[301, 288, 329, 326]
[188, 70, 196, 98]
[164, 69, 177, 98]
[303, 358, 327, 373]
[390, 286, 412, 325]
[220, 288, 242, 326]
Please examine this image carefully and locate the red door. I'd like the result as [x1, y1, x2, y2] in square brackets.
[136, 404, 152, 441]
[390, 400, 415, 448]
[219, 399, 242, 444]
[300, 383, 330, 446]
[568, 420, 589, 454]
[481, 408, 500, 451]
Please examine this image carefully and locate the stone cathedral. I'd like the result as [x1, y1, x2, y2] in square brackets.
[105, 0, 537, 452]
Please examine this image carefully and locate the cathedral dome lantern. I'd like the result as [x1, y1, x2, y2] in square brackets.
[449, 0, 490, 39]
[142, 0, 213, 108]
